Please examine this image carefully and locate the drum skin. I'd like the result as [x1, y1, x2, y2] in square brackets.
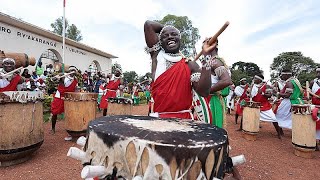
[0, 101, 44, 166]
[82, 115, 232, 179]
[64, 92, 97, 137]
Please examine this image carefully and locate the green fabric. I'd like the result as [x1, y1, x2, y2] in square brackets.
[97, 94, 102, 104]
[290, 80, 304, 105]
[36, 66, 44, 76]
[209, 94, 224, 128]
[221, 87, 230, 110]
[133, 96, 140, 105]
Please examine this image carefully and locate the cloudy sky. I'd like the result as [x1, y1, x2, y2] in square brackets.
[1, 0, 319, 79]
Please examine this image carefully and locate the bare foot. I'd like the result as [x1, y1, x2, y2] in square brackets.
[50, 129, 55, 135]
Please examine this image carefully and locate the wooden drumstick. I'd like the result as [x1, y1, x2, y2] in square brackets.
[194, 21, 230, 61]
[1, 66, 24, 77]
[306, 81, 310, 100]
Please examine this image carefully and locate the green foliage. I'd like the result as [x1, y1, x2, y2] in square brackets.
[157, 14, 200, 57]
[43, 94, 53, 111]
[123, 71, 138, 83]
[50, 17, 83, 42]
[270, 51, 319, 83]
[139, 72, 151, 82]
[230, 61, 262, 85]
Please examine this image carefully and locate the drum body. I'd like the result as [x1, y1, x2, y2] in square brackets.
[64, 92, 97, 137]
[291, 105, 316, 158]
[242, 101, 260, 141]
[108, 97, 132, 115]
[0, 91, 44, 166]
[81, 115, 232, 180]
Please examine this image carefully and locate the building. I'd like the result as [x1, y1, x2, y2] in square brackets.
[0, 12, 117, 75]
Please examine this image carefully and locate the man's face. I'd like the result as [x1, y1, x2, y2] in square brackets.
[282, 74, 291, 80]
[160, 27, 181, 54]
[240, 80, 247, 85]
[3, 61, 15, 72]
[317, 71, 320, 79]
[115, 70, 121, 77]
[254, 78, 261, 84]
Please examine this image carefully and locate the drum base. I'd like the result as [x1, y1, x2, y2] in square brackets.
[0, 141, 43, 167]
[293, 146, 314, 159]
[243, 133, 257, 141]
[66, 130, 87, 138]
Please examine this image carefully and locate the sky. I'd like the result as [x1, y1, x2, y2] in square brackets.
[1, 0, 319, 79]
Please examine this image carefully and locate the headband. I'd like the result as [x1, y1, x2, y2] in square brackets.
[158, 25, 181, 40]
[2, 58, 15, 65]
[239, 78, 247, 82]
[254, 75, 264, 81]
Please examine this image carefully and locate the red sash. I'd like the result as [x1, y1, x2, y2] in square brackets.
[152, 59, 192, 119]
[252, 84, 272, 111]
[0, 75, 21, 92]
[51, 79, 78, 115]
[312, 88, 320, 105]
[99, 79, 121, 109]
[236, 85, 248, 115]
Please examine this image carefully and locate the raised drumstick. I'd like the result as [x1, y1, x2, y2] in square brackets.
[194, 21, 230, 61]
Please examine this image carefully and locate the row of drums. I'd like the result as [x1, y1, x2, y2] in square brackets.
[242, 101, 317, 158]
[0, 91, 133, 167]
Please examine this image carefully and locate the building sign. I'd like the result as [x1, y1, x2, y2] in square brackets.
[0, 23, 86, 56]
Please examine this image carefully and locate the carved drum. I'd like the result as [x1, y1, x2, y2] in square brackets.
[242, 101, 260, 141]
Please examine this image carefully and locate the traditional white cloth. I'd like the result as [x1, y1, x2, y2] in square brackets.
[275, 98, 292, 129]
[234, 85, 246, 97]
[260, 109, 277, 122]
[312, 78, 320, 93]
[226, 89, 234, 110]
[277, 79, 285, 91]
[154, 50, 182, 81]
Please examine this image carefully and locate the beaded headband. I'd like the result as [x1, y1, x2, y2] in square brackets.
[158, 25, 181, 40]
[254, 75, 264, 81]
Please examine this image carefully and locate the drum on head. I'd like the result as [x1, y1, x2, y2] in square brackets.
[291, 104, 316, 158]
[0, 91, 44, 166]
[79, 115, 233, 179]
[64, 92, 98, 137]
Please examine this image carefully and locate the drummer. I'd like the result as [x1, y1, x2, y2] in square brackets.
[250, 74, 282, 139]
[309, 67, 320, 149]
[0, 58, 24, 92]
[233, 78, 249, 130]
[99, 68, 123, 116]
[50, 66, 78, 138]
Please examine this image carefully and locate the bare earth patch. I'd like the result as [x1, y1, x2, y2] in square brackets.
[1, 105, 319, 180]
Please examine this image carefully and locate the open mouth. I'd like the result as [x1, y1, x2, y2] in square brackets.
[167, 40, 176, 48]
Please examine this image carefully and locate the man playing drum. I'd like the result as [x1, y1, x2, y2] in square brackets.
[309, 68, 320, 148]
[251, 74, 282, 138]
[50, 67, 78, 136]
[233, 78, 249, 130]
[0, 58, 24, 92]
[275, 69, 304, 130]
[144, 21, 213, 119]
[99, 68, 123, 116]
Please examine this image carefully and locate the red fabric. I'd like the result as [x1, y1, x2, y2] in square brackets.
[0, 75, 21, 92]
[311, 108, 320, 130]
[99, 79, 120, 109]
[51, 79, 78, 115]
[312, 88, 320, 105]
[151, 59, 192, 119]
[236, 85, 248, 115]
[252, 84, 272, 111]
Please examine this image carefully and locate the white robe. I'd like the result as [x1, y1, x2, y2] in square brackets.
[275, 99, 292, 129]
[226, 90, 234, 110]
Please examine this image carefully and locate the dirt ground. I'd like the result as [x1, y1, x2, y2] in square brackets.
[1, 105, 319, 180]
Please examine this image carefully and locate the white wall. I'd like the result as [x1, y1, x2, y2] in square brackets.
[0, 22, 112, 74]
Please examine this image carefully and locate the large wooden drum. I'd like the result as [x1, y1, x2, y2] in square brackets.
[79, 115, 233, 179]
[291, 105, 316, 158]
[0, 91, 44, 166]
[242, 101, 260, 141]
[64, 92, 98, 137]
[108, 97, 133, 115]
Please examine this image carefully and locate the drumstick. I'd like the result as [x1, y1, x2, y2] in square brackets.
[194, 21, 230, 61]
[1, 67, 24, 77]
[306, 81, 310, 100]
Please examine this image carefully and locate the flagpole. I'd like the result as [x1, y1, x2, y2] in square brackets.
[62, 0, 66, 73]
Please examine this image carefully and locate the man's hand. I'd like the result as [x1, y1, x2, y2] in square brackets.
[202, 38, 217, 55]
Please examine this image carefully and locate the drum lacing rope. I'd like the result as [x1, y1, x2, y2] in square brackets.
[176, 158, 195, 180]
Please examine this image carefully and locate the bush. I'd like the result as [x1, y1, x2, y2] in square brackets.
[43, 94, 53, 112]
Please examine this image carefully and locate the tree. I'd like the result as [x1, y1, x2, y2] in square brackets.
[123, 71, 138, 84]
[50, 17, 83, 42]
[230, 61, 263, 85]
[139, 72, 152, 82]
[270, 52, 319, 85]
[157, 14, 200, 57]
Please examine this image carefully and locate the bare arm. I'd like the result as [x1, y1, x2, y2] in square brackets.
[279, 81, 293, 98]
[144, 20, 164, 79]
[209, 60, 232, 93]
[188, 61, 211, 97]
